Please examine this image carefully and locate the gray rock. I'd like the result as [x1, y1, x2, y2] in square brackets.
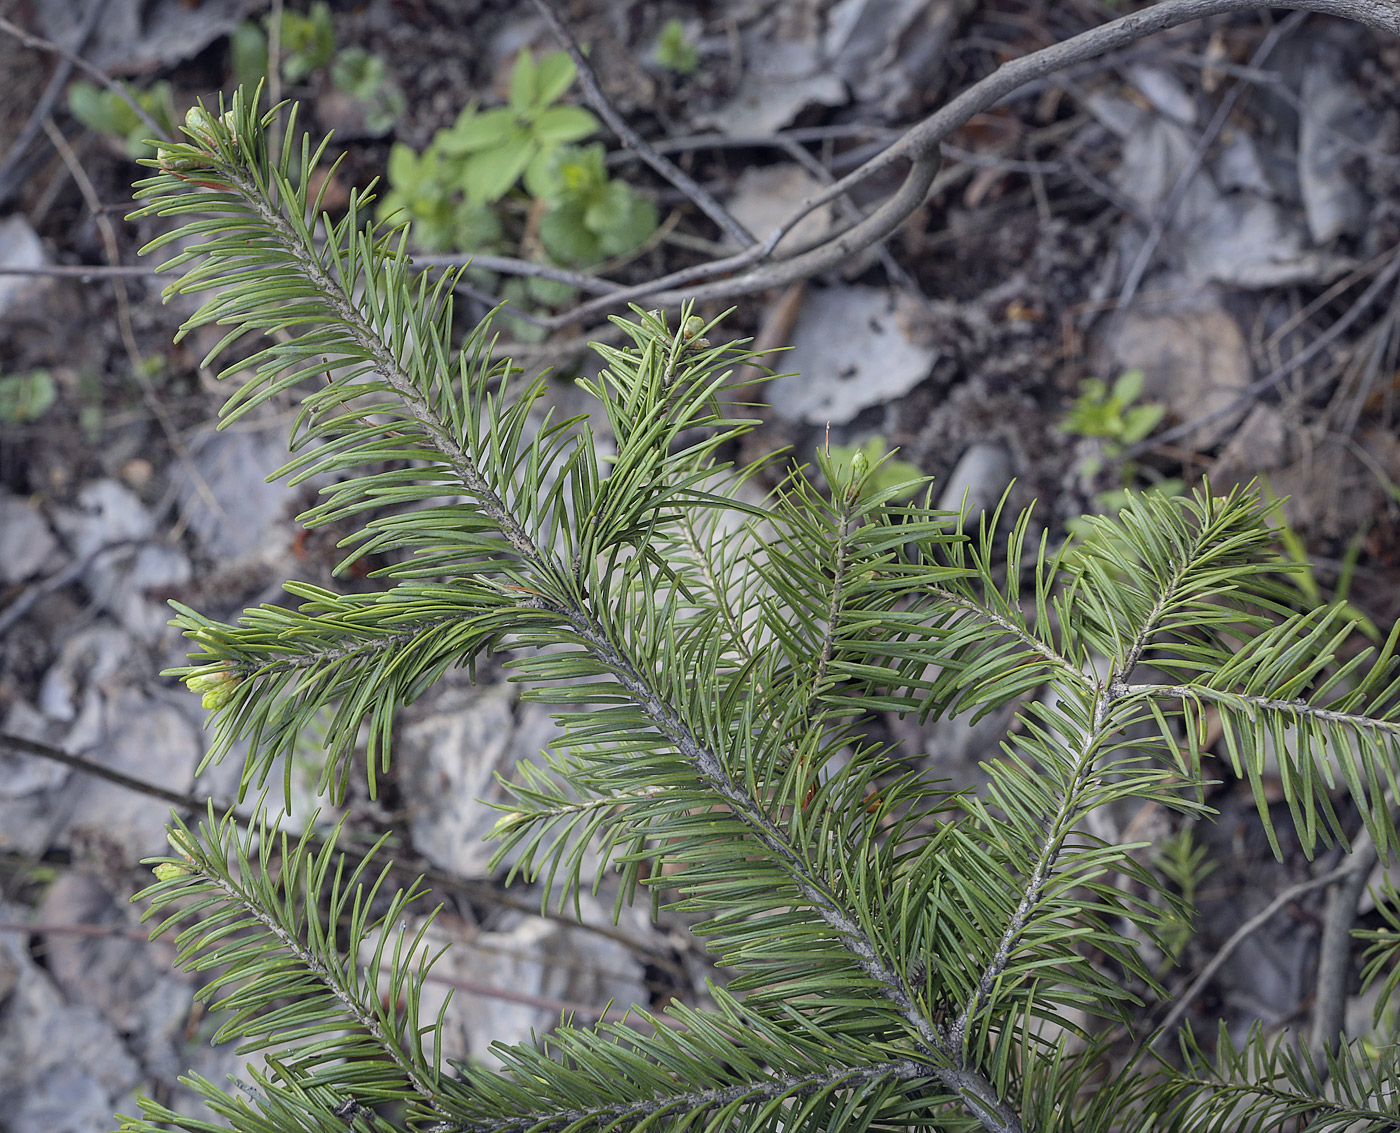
[0, 493, 59, 583]
[937, 442, 1013, 522]
[399, 683, 519, 877]
[178, 427, 299, 562]
[0, 915, 142, 1133]
[767, 287, 938, 425]
[1299, 55, 1378, 244]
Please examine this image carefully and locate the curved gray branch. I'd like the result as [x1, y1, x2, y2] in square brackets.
[538, 0, 1400, 327]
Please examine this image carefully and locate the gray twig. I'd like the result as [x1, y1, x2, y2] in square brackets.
[533, 0, 1400, 329]
[0, 0, 108, 207]
[0, 730, 230, 812]
[0, 12, 171, 148]
[1309, 820, 1384, 1065]
[1149, 862, 1354, 1051]
[529, 0, 755, 248]
[1125, 245, 1400, 458]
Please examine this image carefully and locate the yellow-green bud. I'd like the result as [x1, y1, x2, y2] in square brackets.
[166, 828, 197, 861]
[680, 315, 709, 351]
[155, 146, 208, 173]
[850, 449, 868, 479]
[153, 862, 192, 882]
[184, 106, 214, 136]
[185, 666, 239, 710]
[184, 106, 235, 144]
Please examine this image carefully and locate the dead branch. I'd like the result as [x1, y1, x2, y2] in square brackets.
[530, 0, 1400, 329]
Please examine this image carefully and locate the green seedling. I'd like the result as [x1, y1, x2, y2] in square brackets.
[1061, 368, 1164, 477]
[654, 18, 699, 76]
[0, 369, 56, 423]
[435, 49, 598, 204]
[536, 143, 658, 266]
[233, 1, 335, 88]
[377, 143, 502, 253]
[376, 51, 655, 268]
[330, 48, 405, 135]
[66, 80, 176, 159]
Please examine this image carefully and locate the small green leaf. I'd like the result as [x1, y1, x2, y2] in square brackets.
[453, 198, 503, 250]
[525, 273, 577, 306]
[533, 50, 578, 107]
[437, 105, 517, 154]
[1112, 367, 1145, 405]
[533, 104, 597, 145]
[0, 371, 57, 423]
[230, 21, 269, 90]
[508, 49, 537, 112]
[654, 18, 699, 76]
[592, 184, 657, 257]
[385, 141, 424, 188]
[330, 47, 386, 100]
[460, 138, 535, 203]
[539, 199, 602, 265]
[67, 81, 138, 138]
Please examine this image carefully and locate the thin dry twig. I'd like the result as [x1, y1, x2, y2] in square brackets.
[1149, 861, 1354, 1050]
[0, 730, 234, 813]
[528, 0, 1400, 329]
[40, 116, 221, 516]
[0, 14, 172, 146]
[0, 728, 686, 973]
[529, 0, 755, 248]
[1309, 820, 1384, 1064]
[1126, 245, 1400, 457]
[0, 0, 108, 207]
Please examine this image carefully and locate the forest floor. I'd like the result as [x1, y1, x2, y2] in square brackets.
[2, 0, 1400, 1128]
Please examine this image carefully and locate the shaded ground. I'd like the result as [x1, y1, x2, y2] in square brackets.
[2, 0, 1400, 1127]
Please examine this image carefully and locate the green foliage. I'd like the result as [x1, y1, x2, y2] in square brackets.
[654, 18, 699, 76]
[1061, 369, 1164, 477]
[535, 143, 659, 266]
[231, 5, 401, 135]
[234, 1, 335, 87]
[123, 91, 1400, 1133]
[436, 50, 597, 204]
[377, 142, 502, 253]
[376, 49, 655, 266]
[1061, 369, 1182, 546]
[0, 368, 56, 423]
[66, 80, 176, 159]
[330, 47, 406, 136]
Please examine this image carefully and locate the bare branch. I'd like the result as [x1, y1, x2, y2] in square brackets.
[0, 0, 108, 207]
[529, 0, 756, 249]
[1149, 861, 1354, 1050]
[0, 13, 172, 147]
[534, 0, 1400, 326]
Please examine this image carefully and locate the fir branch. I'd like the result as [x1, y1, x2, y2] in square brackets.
[142, 810, 442, 1105]
[949, 688, 1110, 1051]
[1127, 684, 1400, 736]
[444, 1059, 932, 1133]
[549, 605, 1025, 1130]
[200, 164, 542, 572]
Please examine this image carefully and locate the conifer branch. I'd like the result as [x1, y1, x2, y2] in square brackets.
[1127, 684, 1400, 736]
[552, 607, 1023, 1130]
[212, 164, 544, 571]
[448, 1059, 932, 1133]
